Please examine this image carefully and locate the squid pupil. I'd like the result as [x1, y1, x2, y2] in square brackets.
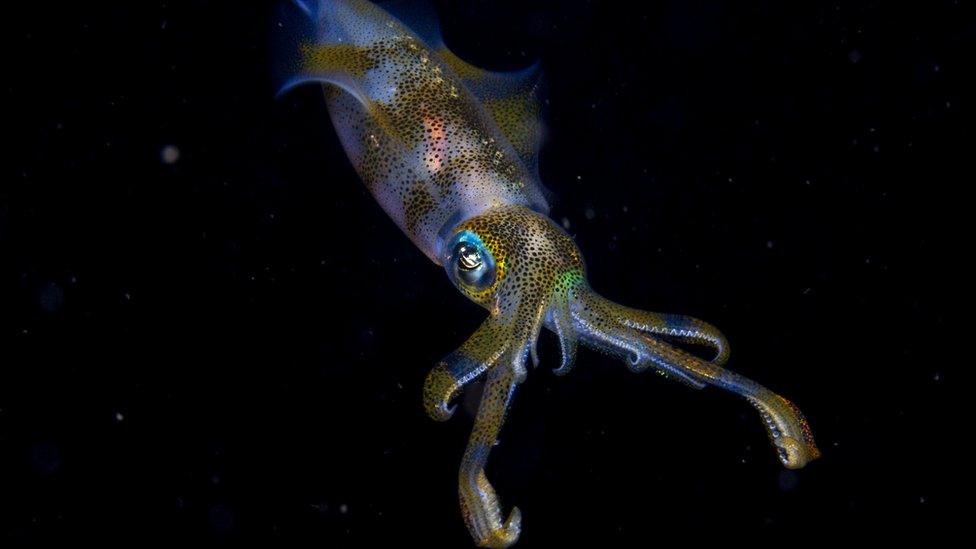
[458, 245, 482, 271]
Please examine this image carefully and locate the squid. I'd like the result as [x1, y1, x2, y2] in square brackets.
[277, 1, 819, 546]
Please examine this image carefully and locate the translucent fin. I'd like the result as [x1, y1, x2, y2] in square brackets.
[378, 0, 546, 175]
[273, 0, 389, 105]
[442, 56, 546, 177]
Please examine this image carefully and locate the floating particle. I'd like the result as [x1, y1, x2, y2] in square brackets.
[161, 144, 181, 164]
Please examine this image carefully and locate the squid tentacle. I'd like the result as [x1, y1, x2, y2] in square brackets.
[632, 332, 819, 468]
[572, 288, 820, 468]
[458, 346, 526, 548]
[572, 290, 707, 388]
[547, 293, 579, 376]
[424, 319, 509, 421]
[582, 291, 731, 366]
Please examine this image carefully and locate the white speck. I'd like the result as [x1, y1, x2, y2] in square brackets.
[933, 64, 940, 73]
[576, 175, 582, 180]
[584, 207, 595, 220]
[161, 145, 180, 164]
[114, 412, 124, 422]
[622, 205, 628, 213]
[848, 49, 862, 64]
[920, 496, 926, 504]
[561, 217, 571, 229]
[766, 240, 774, 249]
[124, 292, 132, 301]
[339, 504, 348, 514]
[933, 372, 941, 381]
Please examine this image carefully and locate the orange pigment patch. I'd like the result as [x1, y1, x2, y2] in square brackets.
[423, 115, 446, 173]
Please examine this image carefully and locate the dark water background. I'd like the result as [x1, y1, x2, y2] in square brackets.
[3, 0, 964, 544]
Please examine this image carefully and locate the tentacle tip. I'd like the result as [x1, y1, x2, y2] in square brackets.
[476, 507, 522, 548]
[776, 437, 821, 469]
[505, 506, 522, 538]
[423, 363, 463, 421]
[624, 351, 649, 373]
[551, 357, 575, 377]
[428, 401, 456, 422]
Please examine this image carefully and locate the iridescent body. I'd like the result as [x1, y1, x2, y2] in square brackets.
[278, 1, 819, 546]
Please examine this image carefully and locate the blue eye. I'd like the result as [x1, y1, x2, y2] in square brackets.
[446, 232, 496, 289]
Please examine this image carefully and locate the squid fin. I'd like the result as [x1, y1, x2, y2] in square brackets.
[381, 0, 547, 175]
[273, 0, 385, 103]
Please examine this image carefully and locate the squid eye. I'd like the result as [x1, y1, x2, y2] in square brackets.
[457, 244, 483, 272]
[447, 232, 496, 289]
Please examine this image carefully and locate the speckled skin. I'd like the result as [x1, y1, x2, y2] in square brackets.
[281, 0, 547, 262]
[280, 1, 819, 547]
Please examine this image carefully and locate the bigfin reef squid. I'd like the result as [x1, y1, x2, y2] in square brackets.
[275, 1, 820, 546]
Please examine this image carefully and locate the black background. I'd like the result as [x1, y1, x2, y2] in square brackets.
[2, 0, 964, 544]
